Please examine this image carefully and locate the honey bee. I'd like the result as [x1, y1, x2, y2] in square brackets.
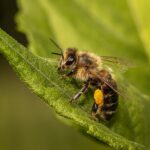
[51, 39, 132, 121]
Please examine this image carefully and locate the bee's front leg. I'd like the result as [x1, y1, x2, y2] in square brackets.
[59, 69, 76, 80]
[70, 79, 90, 102]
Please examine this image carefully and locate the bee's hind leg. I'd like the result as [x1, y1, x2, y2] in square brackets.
[91, 103, 99, 122]
[91, 102, 107, 122]
[70, 79, 90, 102]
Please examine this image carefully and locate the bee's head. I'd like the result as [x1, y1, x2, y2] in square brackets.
[50, 39, 77, 74]
[58, 48, 77, 74]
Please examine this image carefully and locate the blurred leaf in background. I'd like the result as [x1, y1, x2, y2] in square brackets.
[129, 0, 150, 60]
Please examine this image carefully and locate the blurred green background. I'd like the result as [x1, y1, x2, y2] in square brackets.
[0, 0, 150, 149]
[0, 0, 113, 150]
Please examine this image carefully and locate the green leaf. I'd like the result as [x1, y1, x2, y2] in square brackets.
[128, 0, 150, 61]
[0, 27, 149, 150]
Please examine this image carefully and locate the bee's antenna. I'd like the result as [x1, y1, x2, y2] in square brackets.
[49, 38, 64, 59]
[51, 52, 62, 56]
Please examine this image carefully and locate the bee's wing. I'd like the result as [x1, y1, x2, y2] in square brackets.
[100, 56, 135, 99]
[100, 56, 135, 73]
[100, 75, 130, 99]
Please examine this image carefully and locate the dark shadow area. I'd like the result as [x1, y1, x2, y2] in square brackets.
[0, 0, 27, 46]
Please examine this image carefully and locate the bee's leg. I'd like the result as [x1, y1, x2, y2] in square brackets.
[66, 69, 76, 77]
[91, 102, 99, 113]
[71, 79, 90, 102]
[59, 69, 76, 80]
[62, 69, 75, 78]
[91, 103, 99, 121]
[91, 103, 105, 122]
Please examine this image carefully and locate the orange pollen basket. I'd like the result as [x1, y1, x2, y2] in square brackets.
[94, 89, 104, 106]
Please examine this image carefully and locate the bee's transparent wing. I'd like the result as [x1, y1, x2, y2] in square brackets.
[100, 56, 135, 99]
[100, 56, 135, 73]
[100, 75, 130, 99]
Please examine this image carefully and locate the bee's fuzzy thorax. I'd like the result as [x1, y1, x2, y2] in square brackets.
[73, 51, 103, 81]
[77, 51, 102, 67]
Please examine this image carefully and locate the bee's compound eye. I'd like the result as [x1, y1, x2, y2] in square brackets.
[68, 57, 74, 62]
[65, 56, 75, 65]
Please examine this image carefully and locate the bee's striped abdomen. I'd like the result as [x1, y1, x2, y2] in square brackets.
[101, 82, 119, 121]
[92, 78, 119, 121]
